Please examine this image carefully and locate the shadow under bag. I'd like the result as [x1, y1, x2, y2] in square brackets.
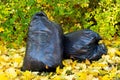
[22, 12, 63, 71]
[63, 30, 107, 61]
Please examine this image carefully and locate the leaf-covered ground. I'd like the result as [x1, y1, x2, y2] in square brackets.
[0, 39, 120, 80]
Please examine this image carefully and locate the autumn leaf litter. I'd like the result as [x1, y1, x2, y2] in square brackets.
[0, 40, 120, 80]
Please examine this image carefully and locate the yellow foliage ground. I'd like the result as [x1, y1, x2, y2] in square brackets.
[0, 39, 120, 80]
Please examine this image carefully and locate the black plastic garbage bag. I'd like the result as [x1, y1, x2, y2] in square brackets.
[22, 11, 63, 71]
[63, 29, 107, 61]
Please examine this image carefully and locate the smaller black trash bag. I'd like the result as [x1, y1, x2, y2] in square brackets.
[22, 11, 63, 71]
[63, 29, 107, 61]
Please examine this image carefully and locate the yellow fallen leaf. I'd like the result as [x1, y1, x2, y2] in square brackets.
[102, 40, 111, 46]
[113, 40, 120, 46]
[56, 66, 62, 75]
[62, 59, 73, 67]
[76, 63, 87, 70]
[116, 50, 120, 56]
[0, 27, 4, 32]
[64, 75, 75, 80]
[72, 60, 77, 67]
[5, 67, 17, 78]
[13, 54, 22, 64]
[109, 67, 117, 78]
[0, 45, 7, 55]
[53, 75, 61, 80]
[85, 59, 91, 65]
[86, 74, 94, 80]
[62, 66, 72, 75]
[88, 69, 99, 77]
[0, 73, 8, 80]
[77, 71, 87, 80]
[1, 55, 9, 62]
[101, 75, 110, 80]
[107, 47, 117, 58]
[22, 70, 33, 80]
[108, 47, 117, 54]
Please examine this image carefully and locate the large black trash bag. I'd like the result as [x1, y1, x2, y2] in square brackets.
[63, 29, 107, 61]
[22, 11, 63, 71]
